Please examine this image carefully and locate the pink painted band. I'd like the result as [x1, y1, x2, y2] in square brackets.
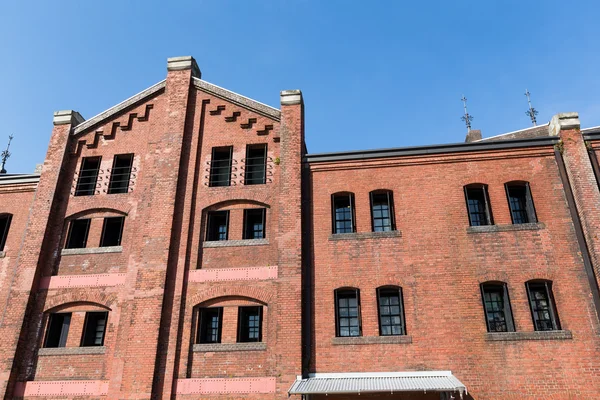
[39, 273, 126, 290]
[189, 266, 278, 283]
[176, 377, 276, 394]
[14, 380, 109, 397]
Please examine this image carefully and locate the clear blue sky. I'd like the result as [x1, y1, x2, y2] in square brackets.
[2, 1, 599, 173]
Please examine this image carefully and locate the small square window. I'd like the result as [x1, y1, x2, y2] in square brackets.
[206, 211, 229, 241]
[332, 193, 356, 234]
[526, 281, 560, 331]
[75, 157, 101, 196]
[506, 182, 537, 224]
[244, 144, 267, 185]
[44, 313, 71, 348]
[108, 154, 134, 194]
[81, 312, 108, 347]
[464, 185, 493, 226]
[209, 147, 233, 187]
[335, 289, 361, 337]
[377, 287, 405, 336]
[237, 306, 263, 343]
[65, 219, 91, 249]
[100, 217, 125, 247]
[243, 209, 266, 239]
[197, 308, 223, 344]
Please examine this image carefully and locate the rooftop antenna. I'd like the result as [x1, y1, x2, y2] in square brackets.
[0, 135, 13, 174]
[525, 89, 538, 126]
[461, 95, 474, 132]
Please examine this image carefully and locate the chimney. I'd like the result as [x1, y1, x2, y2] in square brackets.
[465, 129, 482, 143]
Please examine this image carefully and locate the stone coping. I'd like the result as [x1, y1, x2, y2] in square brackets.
[203, 239, 269, 248]
[193, 342, 267, 352]
[61, 246, 122, 256]
[38, 346, 106, 356]
[328, 231, 402, 241]
[331, 335, 412, 345]
[467, 222, 545, 234]
[485, 330, 572, 342]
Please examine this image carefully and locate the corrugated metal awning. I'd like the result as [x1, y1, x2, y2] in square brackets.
[289, 371, 466, 396]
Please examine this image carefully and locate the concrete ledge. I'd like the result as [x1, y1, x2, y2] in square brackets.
[38, 346, 106, 356]
[467, 223, 545, 234]
[193, 342, 267, 352]
[167, 56, 201, 78]
[203, 239, 269, 248]
[331, 336, 412, 345]
[53, 110, 85, 126]
[549, 112, 580, 136]
[61, 246, 122, 256]
[485, 330, 572, 342]
[281, 90, 302, 105]
[0, 251, 5, 258]
[329, 231, 402, 241]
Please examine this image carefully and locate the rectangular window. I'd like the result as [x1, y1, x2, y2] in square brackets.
[99, 217, 125, 247]
[237, 306, 263, 343]
[44, 313, 71, 348]
[527, 281, 560, 331]
[332, 193, 356, 234]
[81, 312, 108, 347]
[506, 183, 537, 224]
[65, 219, 91, 249]
[243, 209, 266, 239]
[481, 283, 515, 333]
[0, 214, 12, 252]
[244, 144, 267, 185]
[464, 185, 493, 226]
[335, 289, 361, 337]
[75, 157, 101, 196]
[206, 211, 229, 241]
[209, 147, 233, 187]
[370, 192, 395, 232]
[377, 287, 405, 336]
[108, 154, 134, 194]
[197, 308, 223, 344]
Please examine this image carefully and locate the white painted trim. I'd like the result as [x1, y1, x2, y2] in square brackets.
[296, 371, 454, 379]
[194, 77, 279, 113]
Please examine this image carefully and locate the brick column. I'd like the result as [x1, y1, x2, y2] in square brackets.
[276, 90, 304, 393]
[0, 110, 83, 397]
[551, 112, 600, 324]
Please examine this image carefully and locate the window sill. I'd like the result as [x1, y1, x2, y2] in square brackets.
[0, 251, 5, 258]
[203, 239, 269, 248]
[331, 335, 412, 345]
[467, 222, 545, 234]
[485, 330, 572, 342]
[193, 342, 266, 352]
[328, 231, 402, 241]
[61, 246, 123, 256]
[38, 346, 106, 356]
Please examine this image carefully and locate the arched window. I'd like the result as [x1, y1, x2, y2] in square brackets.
[43, 304, 109, 348]
[464, 184, 493, 226]
[370, 190, 396, 232]
[480, 282, 514, 332]
[331, 192, 356, 234]
[0, 213, 13, 251]
[505, 181, 537, 224]
[334, 288, 361, 337]
[376, 286, 405, 336]
[526, 280, 560, 331]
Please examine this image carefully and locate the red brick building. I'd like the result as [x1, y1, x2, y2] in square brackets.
[0, 56, 600, 399]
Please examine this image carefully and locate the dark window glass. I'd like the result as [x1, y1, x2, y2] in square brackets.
[244, 144, 267, 185]
[209, 147, 233, 187]
[238, 306, 263, 343]
[332, 193, 355, 234]
[197, 308, 223, 344]
[65, 219, 91, 249]
[527, 281, 560, 331]
[81, 312, 108, 346]
[370, 191, 395, 232]
[464, 185, 493, 226]
[243, 209, 266, 239]
[0, 214, 12, 252]
[75, 157, 101, 196]
[100, 217, 125, 247]
[335, 289, 361, 337]
[377, 287, 405, 336]
[481, 283, 515, 332]
[206, 211, 229, 241]
[108, 154, 134, 194]
[44, 313, 71, 348]
[506, 182, 537, 224]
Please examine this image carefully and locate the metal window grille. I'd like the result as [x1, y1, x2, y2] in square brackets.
[44, 313, 71, 348]
[506, 182, 537, 224]
[65, 219, 91, 249]
[75, 157, 101, 196]
[526, 281, 560, 331]
[481, 283, 514, 332]
[0, 214, 12, 252]
[370, 191, 395, 232]
[377, 287, 405, 336]
[100, 217, 125, 247]
[335, 289, 361, 337]
[197, 308, 223, 344]
[108, 154, 134, 194]
[238, 306, 263, 343]
[81, 312, 108, 347]
[243, 209, 266, 239]
[244, 144, 267, 185]
[332, 193, 356, 234]
[206, 211, 229, 241]
[464, 185, 493, 226]
[209, 147, 233, 187]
